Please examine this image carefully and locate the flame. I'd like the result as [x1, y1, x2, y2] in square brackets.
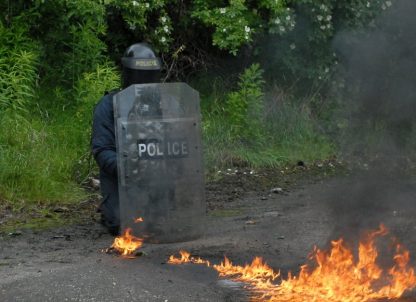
[134, 217, 144, 223]
[168, 250, 211, 266]
[214, 256, 280, 285]
[168, 224, 416, 301]
[111, 228, 143, 257]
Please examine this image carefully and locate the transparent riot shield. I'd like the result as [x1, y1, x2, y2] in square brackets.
[114, 83, 205, 243]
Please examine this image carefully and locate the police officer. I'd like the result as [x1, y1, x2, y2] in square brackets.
[91, 43, 161, 235]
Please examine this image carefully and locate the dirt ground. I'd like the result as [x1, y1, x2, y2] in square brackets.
[1, 163, 416, 302]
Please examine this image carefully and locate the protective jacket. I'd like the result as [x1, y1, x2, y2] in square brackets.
[91, 92, 120, 233]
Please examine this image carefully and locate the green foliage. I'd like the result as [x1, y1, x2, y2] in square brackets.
[0, 114, 86, 206]
[225, 63, 265, 142]
[201, 75, 334, 171]
[0, 0, 392, 85]
[105, 0, 173, 53]
[0, 1, 115, 206]
[31, 0, 108, 87]
[0, 20, 39, 115]
[75, 64, 120, 118]
[74, 63, 120, 150]
[192, 0, 253, 55]
[0, 0, 391, 214]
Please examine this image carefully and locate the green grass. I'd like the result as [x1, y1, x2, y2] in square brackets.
[202, 99, 334, 172]
[0, 112, 91, 210]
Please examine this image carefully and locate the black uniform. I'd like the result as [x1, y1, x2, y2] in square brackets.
[91, 42, 161, 236]
[91, 92, 120, 235]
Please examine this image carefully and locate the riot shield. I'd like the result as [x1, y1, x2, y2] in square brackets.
[114, 83, 205, 243]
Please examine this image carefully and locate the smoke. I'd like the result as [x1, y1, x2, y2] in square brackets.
[326, 0, 416, 243]
[334, 0, 416, 159]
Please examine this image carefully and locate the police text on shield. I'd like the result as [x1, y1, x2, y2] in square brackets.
[137, 139, 189, 159]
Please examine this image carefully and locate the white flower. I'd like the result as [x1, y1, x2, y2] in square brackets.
[163, 25, 169, 33]
[245, 34, 249, 40]
[274, 17, 281, 24]
[326, 15, 332, 21]
[320, 4, 327, 11]
[366, 1, 370, 8]
[161, 17, 167, 23]
[386, 1, 392, 7]
[222, 28, 227, 32]
[145, 2, 149, 8]
[381, 4, 386, 10]
[290, 43, 296, 50]
[245, 26, 251, 33]
[286, 15, 291, 21]
[320, 25, 326, 30]
[220, 8, 226, 14]
[279, 26, 286, 32]
[317, 15, 323, 21]
[160, 37, 166, 43]
[132, 0, 138, 6]
[325, 67, 329, 73]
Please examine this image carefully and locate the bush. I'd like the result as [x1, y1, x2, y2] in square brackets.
[202, 70, 334, 171]
[225, 63, 265, 143]
[0, 20, 39, 115]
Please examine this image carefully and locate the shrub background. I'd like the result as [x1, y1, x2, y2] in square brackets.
[0, 0, 402, 208]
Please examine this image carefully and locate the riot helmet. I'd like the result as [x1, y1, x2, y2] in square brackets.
[121, 43, 161, 88]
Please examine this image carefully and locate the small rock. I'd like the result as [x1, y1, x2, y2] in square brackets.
[245, 220, 256, 225]
[271, 187, 283, 194]
[8, 231, 22, 237]
[53, 206, 69, 213]
[278, 236, 285, 240]
[264, 211, 280, 217]
[261, 196, 267, 200]
[91, 178, 100, 189]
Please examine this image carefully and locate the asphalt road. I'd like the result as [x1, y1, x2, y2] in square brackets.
[2, 173, 416, 302]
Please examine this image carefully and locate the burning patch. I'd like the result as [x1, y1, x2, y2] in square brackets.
[168, 224, 416, 301]
[106, 217, 145, 258]
[108, 227, 143, 258]
[168, 250, 211, 266]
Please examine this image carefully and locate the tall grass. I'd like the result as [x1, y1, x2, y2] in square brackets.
[201, 74, 334, 172]
[0, 115, 86, 207]
[0, 64, 120, 209]
[0, 20, 39, 114]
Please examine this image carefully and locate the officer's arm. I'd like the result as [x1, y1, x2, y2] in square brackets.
[91, 97, 117, 177]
